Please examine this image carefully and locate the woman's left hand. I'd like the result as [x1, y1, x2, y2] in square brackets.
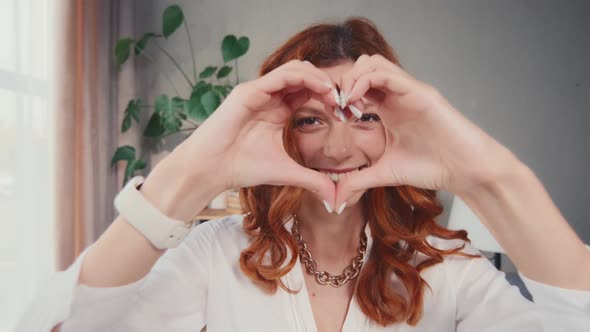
[334, 54, 517, 209]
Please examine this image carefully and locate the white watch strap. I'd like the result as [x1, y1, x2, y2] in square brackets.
[114, 176, 195, 249]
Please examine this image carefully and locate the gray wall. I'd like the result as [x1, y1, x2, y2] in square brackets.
[129, 0, 590, 271]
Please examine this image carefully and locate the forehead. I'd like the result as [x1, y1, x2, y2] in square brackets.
[319, 60, 355, 85]
[298, 60, 371, 113]
[296, 60, 353, 113]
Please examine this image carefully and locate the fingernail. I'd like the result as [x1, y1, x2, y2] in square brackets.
[323, 200, 333, 213]
[336, 202, 347, 215]
[334, 106, 347, 122]
[331, 88, 341, 106]
[324, 81, 334, 89]
[339, 91, 347, 108]
[349, 104, 363, 118]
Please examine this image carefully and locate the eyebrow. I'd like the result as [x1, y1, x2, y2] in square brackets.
[297, 99, 375, 115]
[296, 107, 325, 116]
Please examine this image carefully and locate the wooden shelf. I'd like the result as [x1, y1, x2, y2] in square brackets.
[194, 207, 242, 221]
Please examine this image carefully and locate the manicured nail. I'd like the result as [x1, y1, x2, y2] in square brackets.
[323, 200, 333, 213]
[331, 88, 341, 106]
[349, 104, 363, 118]
[333, 106, 347, 122]
[339, 91, 347, 108]
[336, 202, 347, 215]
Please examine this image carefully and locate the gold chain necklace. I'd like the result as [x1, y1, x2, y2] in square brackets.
[291, 216, 367, 288]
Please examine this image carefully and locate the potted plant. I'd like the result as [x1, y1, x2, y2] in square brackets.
[110, 4, 249, 210]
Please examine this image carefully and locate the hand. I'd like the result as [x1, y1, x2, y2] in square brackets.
[171, 60, 341, 205]
[335, 54, 509, 209]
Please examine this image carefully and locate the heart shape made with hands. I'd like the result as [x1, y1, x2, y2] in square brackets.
[283, 82, 384, 215]
[278, 57, 475, 216]
[290, 83, 454, 215]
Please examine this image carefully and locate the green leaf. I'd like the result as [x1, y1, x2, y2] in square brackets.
[221, 35, 250, 62]
[162, 5, 184, 38]
[199, 66, 218, 79]
[122, 116, 131, 132]
[192, 81, 211, 95]
[154, 94, 171, 114]
[121, 99, 142, 133]
[134, 33, 156, 56]
[114, 38, 134, 66]
[154, 94, 184, 133]
[201, 90, 221, 115]
[111, 145, 136, 167]
[186, 91, 208, 122]
[224, 84, 234, 94]
[144, 112, 166, 137]
[216, 65, 232, 79]
[212, 85, 228, 97]
[130, 108, 140, 122]
[124, 159, 145, 184]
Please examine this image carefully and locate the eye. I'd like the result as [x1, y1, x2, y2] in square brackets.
[294, 117, 321, 129]
[355, 113, 380, 123]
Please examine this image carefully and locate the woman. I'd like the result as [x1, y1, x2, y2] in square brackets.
[18, 17, 590, 332]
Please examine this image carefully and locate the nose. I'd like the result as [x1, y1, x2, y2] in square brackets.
[322, 123, 354, 161]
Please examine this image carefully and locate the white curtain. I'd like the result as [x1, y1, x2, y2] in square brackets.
[0, 0, 136, 329]
[0, 0, 54, 330]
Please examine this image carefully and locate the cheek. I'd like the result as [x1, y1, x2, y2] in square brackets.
[293, 133, 322, 163]
[356, 128, 386, 158]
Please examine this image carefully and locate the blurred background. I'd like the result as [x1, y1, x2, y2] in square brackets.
[1, 0, 589, 330]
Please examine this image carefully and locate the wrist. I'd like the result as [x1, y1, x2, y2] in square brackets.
[454, 143, 529, 200]
[138, 158, 226, 221]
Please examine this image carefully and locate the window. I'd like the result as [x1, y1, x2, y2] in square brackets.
[0, 0, 54, 330]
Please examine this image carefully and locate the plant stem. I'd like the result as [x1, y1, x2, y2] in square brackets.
[134, 46, 180, 96]
[153, 39, 194, 87]
[185, 118, 201, 127]
[183, 20, 198, 83]
[160, 127, 197, 139]
[234, 59, 239, 84]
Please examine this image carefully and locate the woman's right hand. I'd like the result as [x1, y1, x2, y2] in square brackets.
[169, 60, 340, 207]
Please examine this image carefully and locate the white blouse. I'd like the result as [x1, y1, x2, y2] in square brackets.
[15, 214, 590, 331]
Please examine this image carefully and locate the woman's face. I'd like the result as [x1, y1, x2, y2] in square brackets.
[291, 60, 387, 206]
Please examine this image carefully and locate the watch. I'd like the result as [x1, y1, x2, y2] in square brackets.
[114, 176, 195, 249]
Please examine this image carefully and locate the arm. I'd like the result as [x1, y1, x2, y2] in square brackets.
[21, 157, 224, 332]
[457, 145, 590, 290]
[79, 157, 224, 288]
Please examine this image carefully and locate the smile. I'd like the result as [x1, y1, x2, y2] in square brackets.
[313, 164, 368, 182]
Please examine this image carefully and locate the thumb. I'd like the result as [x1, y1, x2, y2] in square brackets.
[279, 161, 336, 212]
[335, 162, 390, 211]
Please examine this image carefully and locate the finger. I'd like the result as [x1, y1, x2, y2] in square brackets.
[346, 71, 415, 105]
[284, 88, 332, 111]
[281, 61, 343, 120]
[277, 60, 341, 110]
[260, 60, 335, 97]
[267, 161, 336, 209]
[300, 60, 335, 88]
[257, 70, 340, 118]
[339, 55, 405, 107]
[338, 56, 370, 108]
[256, 69, 330, 97]
[346, 99, 365, 119]
[335, 162, 391, 209]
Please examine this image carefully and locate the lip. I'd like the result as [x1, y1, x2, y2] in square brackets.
[314, 164, 368, 174]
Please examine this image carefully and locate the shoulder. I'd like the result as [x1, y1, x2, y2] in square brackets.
[183, 213, 250, 252]
[425, 235, 482, 256]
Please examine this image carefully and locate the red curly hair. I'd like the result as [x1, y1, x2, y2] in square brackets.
[238, 17, 481, 327]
